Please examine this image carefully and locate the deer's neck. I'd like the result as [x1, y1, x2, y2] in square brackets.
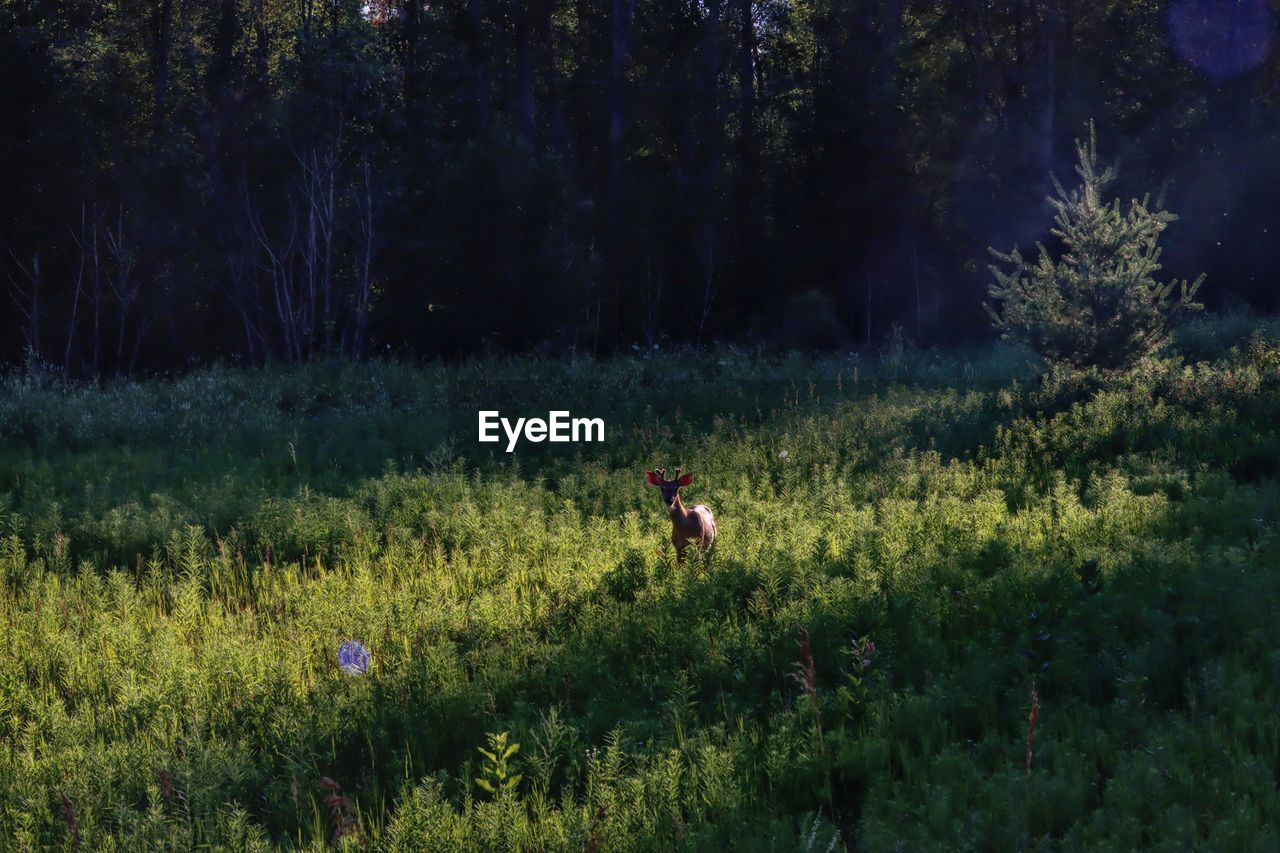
[668, 497, 692, 524]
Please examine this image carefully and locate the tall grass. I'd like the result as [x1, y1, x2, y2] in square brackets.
[1, 328, 1279, 849]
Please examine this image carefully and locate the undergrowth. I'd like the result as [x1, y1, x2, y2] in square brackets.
[1, 329, 1279, 849]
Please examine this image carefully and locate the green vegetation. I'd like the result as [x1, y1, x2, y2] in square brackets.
[3, 324, 1280, 850]
[988, 124, 1204, 371]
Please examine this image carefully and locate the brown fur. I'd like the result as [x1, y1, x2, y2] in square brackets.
[647, 468, 716, 564]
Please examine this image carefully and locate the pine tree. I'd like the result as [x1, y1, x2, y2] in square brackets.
[987, 122, 1204, 371]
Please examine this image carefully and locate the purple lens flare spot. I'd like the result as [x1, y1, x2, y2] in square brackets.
[338, 640, 371, 675]
[1169, 0, 1272, 81]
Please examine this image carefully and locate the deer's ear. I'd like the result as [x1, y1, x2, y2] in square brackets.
[678, 473, 694, 487]
[645, 471, 661, 486]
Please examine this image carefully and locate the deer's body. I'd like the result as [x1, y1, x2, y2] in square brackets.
[647, 467, 716, 564]
[668, 496, 716, 557]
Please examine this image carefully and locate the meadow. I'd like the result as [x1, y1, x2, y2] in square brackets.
[2, 315, 1280, 850]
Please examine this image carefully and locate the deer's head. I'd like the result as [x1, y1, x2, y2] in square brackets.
[645, 466, 694, 509]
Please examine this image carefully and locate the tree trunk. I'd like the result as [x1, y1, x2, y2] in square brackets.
[736, 0, 755, 185]
[400, 0, 419, 106]
[91, 207, 102, 377]
[536, 0, 569, 159]
[695, 0, 723, 341]
[468, 0, 489, 131]
[1039, 0, 1058, 182]
[516, 4, 536, 145]
[606, 0, 635, 344]
[66, 212, 84, 371]
[151, 0, 173, 138]
[355, 158, 377, 360]
[733, 0, 757, 313]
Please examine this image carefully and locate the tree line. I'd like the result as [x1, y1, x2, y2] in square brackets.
[2, 0, 1277, 373]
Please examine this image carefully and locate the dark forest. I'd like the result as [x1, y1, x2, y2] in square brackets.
[2, 0, 1276, 371]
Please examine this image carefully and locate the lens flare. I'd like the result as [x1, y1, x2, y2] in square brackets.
[1169, 0, 1272, 81]
[338, 640, 371, 675]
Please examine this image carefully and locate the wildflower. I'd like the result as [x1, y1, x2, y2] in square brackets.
[789, 628, 817, 700]
[319, 777, 357, 843]
[156, 769, 171, 800]
[338, 640, 370, 675]
[585, 805, 609, 853]
[60, 793, 79, 853]
[851, 637, 876, 670]
[789, 627, 825, 755]
[778, 449, 789, 459]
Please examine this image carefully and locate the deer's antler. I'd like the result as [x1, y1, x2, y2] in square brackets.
[674, 467, 683, 482]
[655, 467, 667, 481]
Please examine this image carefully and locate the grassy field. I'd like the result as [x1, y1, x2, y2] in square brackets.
[3, 317, 1280, 850]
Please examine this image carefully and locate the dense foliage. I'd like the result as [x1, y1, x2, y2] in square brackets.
[988, 124, 1204, 370]
[3, 0, 1279, 370]
[2, 315, 1280, 848]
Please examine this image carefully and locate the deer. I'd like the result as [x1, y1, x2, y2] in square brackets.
[645, 467, 716, 564]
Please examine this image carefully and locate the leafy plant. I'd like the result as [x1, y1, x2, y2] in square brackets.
[474, 732, 523, 797]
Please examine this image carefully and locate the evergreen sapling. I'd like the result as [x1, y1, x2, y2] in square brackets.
[987, 122, 1204, 371]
